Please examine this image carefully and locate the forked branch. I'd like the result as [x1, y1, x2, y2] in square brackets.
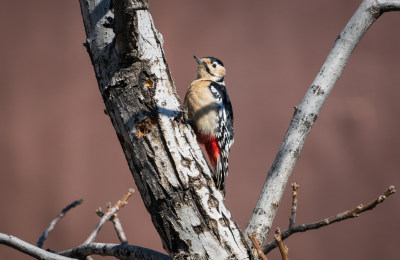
[0, 189, 171, 260]
[84, 189, 134, 244]
[1, 233, 171, 260]
[96, 207, 128, 244]
[0, 233, 75, 260]
[263, 186, 396, 254]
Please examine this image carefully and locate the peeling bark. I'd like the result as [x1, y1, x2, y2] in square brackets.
[79, 0, 252, 259]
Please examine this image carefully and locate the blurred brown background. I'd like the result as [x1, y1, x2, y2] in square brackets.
[1, 1, 399, 259]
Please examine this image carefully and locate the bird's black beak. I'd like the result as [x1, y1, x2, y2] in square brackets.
[194, 56, 205, 66]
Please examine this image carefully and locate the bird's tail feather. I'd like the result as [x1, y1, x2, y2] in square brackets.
[215, 157, 226, 194]
[204, 138, 226, 194]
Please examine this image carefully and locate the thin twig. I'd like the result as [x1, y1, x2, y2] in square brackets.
[248, 233, 268, 260]
[96, 208, 128, 244]
[289, 183, 299, 228]
[109, 215, 127, 243]
[274, 228, 288, 260]
[264, 186, 396, 254]
[84, 189, 134, 244]
[37, 199, 83, 248]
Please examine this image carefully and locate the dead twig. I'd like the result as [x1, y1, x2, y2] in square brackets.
[84, 189, 134, 244]
[248, 233, 268, 260]
[289, 183, 299, 228]
[264, 186, 396, 254]
[37, 199, 83, 249]
[274, 228, 289, 260]
[96, 207, 127, 244]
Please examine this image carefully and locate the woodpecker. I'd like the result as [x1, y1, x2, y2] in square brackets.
[184, 56, 234, 194]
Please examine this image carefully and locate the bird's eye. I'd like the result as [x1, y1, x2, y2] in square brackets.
[212, 63, 217, 68]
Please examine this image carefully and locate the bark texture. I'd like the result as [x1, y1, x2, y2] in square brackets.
[79, 0, 251, 259]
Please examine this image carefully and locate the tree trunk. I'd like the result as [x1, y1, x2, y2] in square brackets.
[79, 0, 252, 259]
[79, 0, 400, 258]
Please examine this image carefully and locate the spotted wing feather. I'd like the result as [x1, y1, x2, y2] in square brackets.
[209, 82, 234, 192]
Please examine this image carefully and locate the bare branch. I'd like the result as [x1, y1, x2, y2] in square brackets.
[59, 242, 171, 260]
[248, 233, 268, 260]
[0, 233, 76, 260]
[84, 189, 134, 244]
[288, 183, 299, 228]
[37, 199, 83, 249]
[274, 228, 288, 260]
[109, 215, 127, 244]
[245, 0, 400, 245]
[1, 232, 170, 260]
[378, 0, 400, 11]
[96, 208, 128, 244]
[264, 186, 396, 254]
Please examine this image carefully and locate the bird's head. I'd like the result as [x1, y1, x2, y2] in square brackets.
[194, 56, 225, 82]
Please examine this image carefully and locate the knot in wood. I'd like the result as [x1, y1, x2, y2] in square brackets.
[136, 117, 156, 137]
[311, 85, 325, 96]
[207, 195, 219, 209]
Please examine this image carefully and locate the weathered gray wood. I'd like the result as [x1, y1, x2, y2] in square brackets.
[79, 0, 252, 259]
[245, 0, 400, 246]
[59, 242, 171, 260]
[0, 233, 76, 260]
